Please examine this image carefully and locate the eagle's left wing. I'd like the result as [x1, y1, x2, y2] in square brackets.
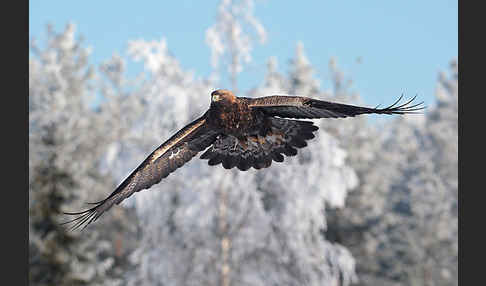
[63, 113, 219, 230]
[248, 94, 424, 119]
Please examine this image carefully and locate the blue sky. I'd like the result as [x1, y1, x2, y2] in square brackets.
[29, 1, 457, 108]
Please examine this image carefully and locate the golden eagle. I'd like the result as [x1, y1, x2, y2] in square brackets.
[64, 89, 424, 230]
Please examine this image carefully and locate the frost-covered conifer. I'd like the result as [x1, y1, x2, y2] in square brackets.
[326, 59, 458, 286]
[206, 0, 266, 93]
[29, 24, 138, 286]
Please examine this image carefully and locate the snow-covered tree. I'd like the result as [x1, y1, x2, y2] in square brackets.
[326, 59, 458, 286]
[252, 56, 289, 96]
[206, 0, 266, 94]
[287, 41, 321, 96]
[29, 24, 138, 286]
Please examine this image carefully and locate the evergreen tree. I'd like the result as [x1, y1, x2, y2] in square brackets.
[326, 59, 458, 286]
[29, 24, 138, 286]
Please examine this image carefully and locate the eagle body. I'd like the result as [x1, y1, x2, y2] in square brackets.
[207, 95, 260, 137]
[203, 90, 315, 171]
[64, 89, 424, 230]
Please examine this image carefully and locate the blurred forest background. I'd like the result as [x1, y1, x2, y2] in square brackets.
[29, 1, 458, 285]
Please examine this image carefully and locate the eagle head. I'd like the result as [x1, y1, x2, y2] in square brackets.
[211, 89, 236, 104]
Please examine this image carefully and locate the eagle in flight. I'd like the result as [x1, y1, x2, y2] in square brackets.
[64, 89, 424, 230]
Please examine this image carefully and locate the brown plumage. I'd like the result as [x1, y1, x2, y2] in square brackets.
[63, 89, 424, 230]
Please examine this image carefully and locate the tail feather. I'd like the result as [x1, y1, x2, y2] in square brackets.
[200, 118, 319, 171]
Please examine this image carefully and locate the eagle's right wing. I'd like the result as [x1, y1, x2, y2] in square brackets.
[248, 94, 425, 119]
[63, 113, 219, 230]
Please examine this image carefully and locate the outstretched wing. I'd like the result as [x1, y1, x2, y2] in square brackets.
[63, 113, 219, 230]
[248, 94, 425, 119]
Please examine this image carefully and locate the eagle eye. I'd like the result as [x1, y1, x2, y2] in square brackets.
[212, 94, 221, 101]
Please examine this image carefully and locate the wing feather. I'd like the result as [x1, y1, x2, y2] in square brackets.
[199, 118, 318, 171]
[249, 95, 425, 119]
[62, 113, 219, 230]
